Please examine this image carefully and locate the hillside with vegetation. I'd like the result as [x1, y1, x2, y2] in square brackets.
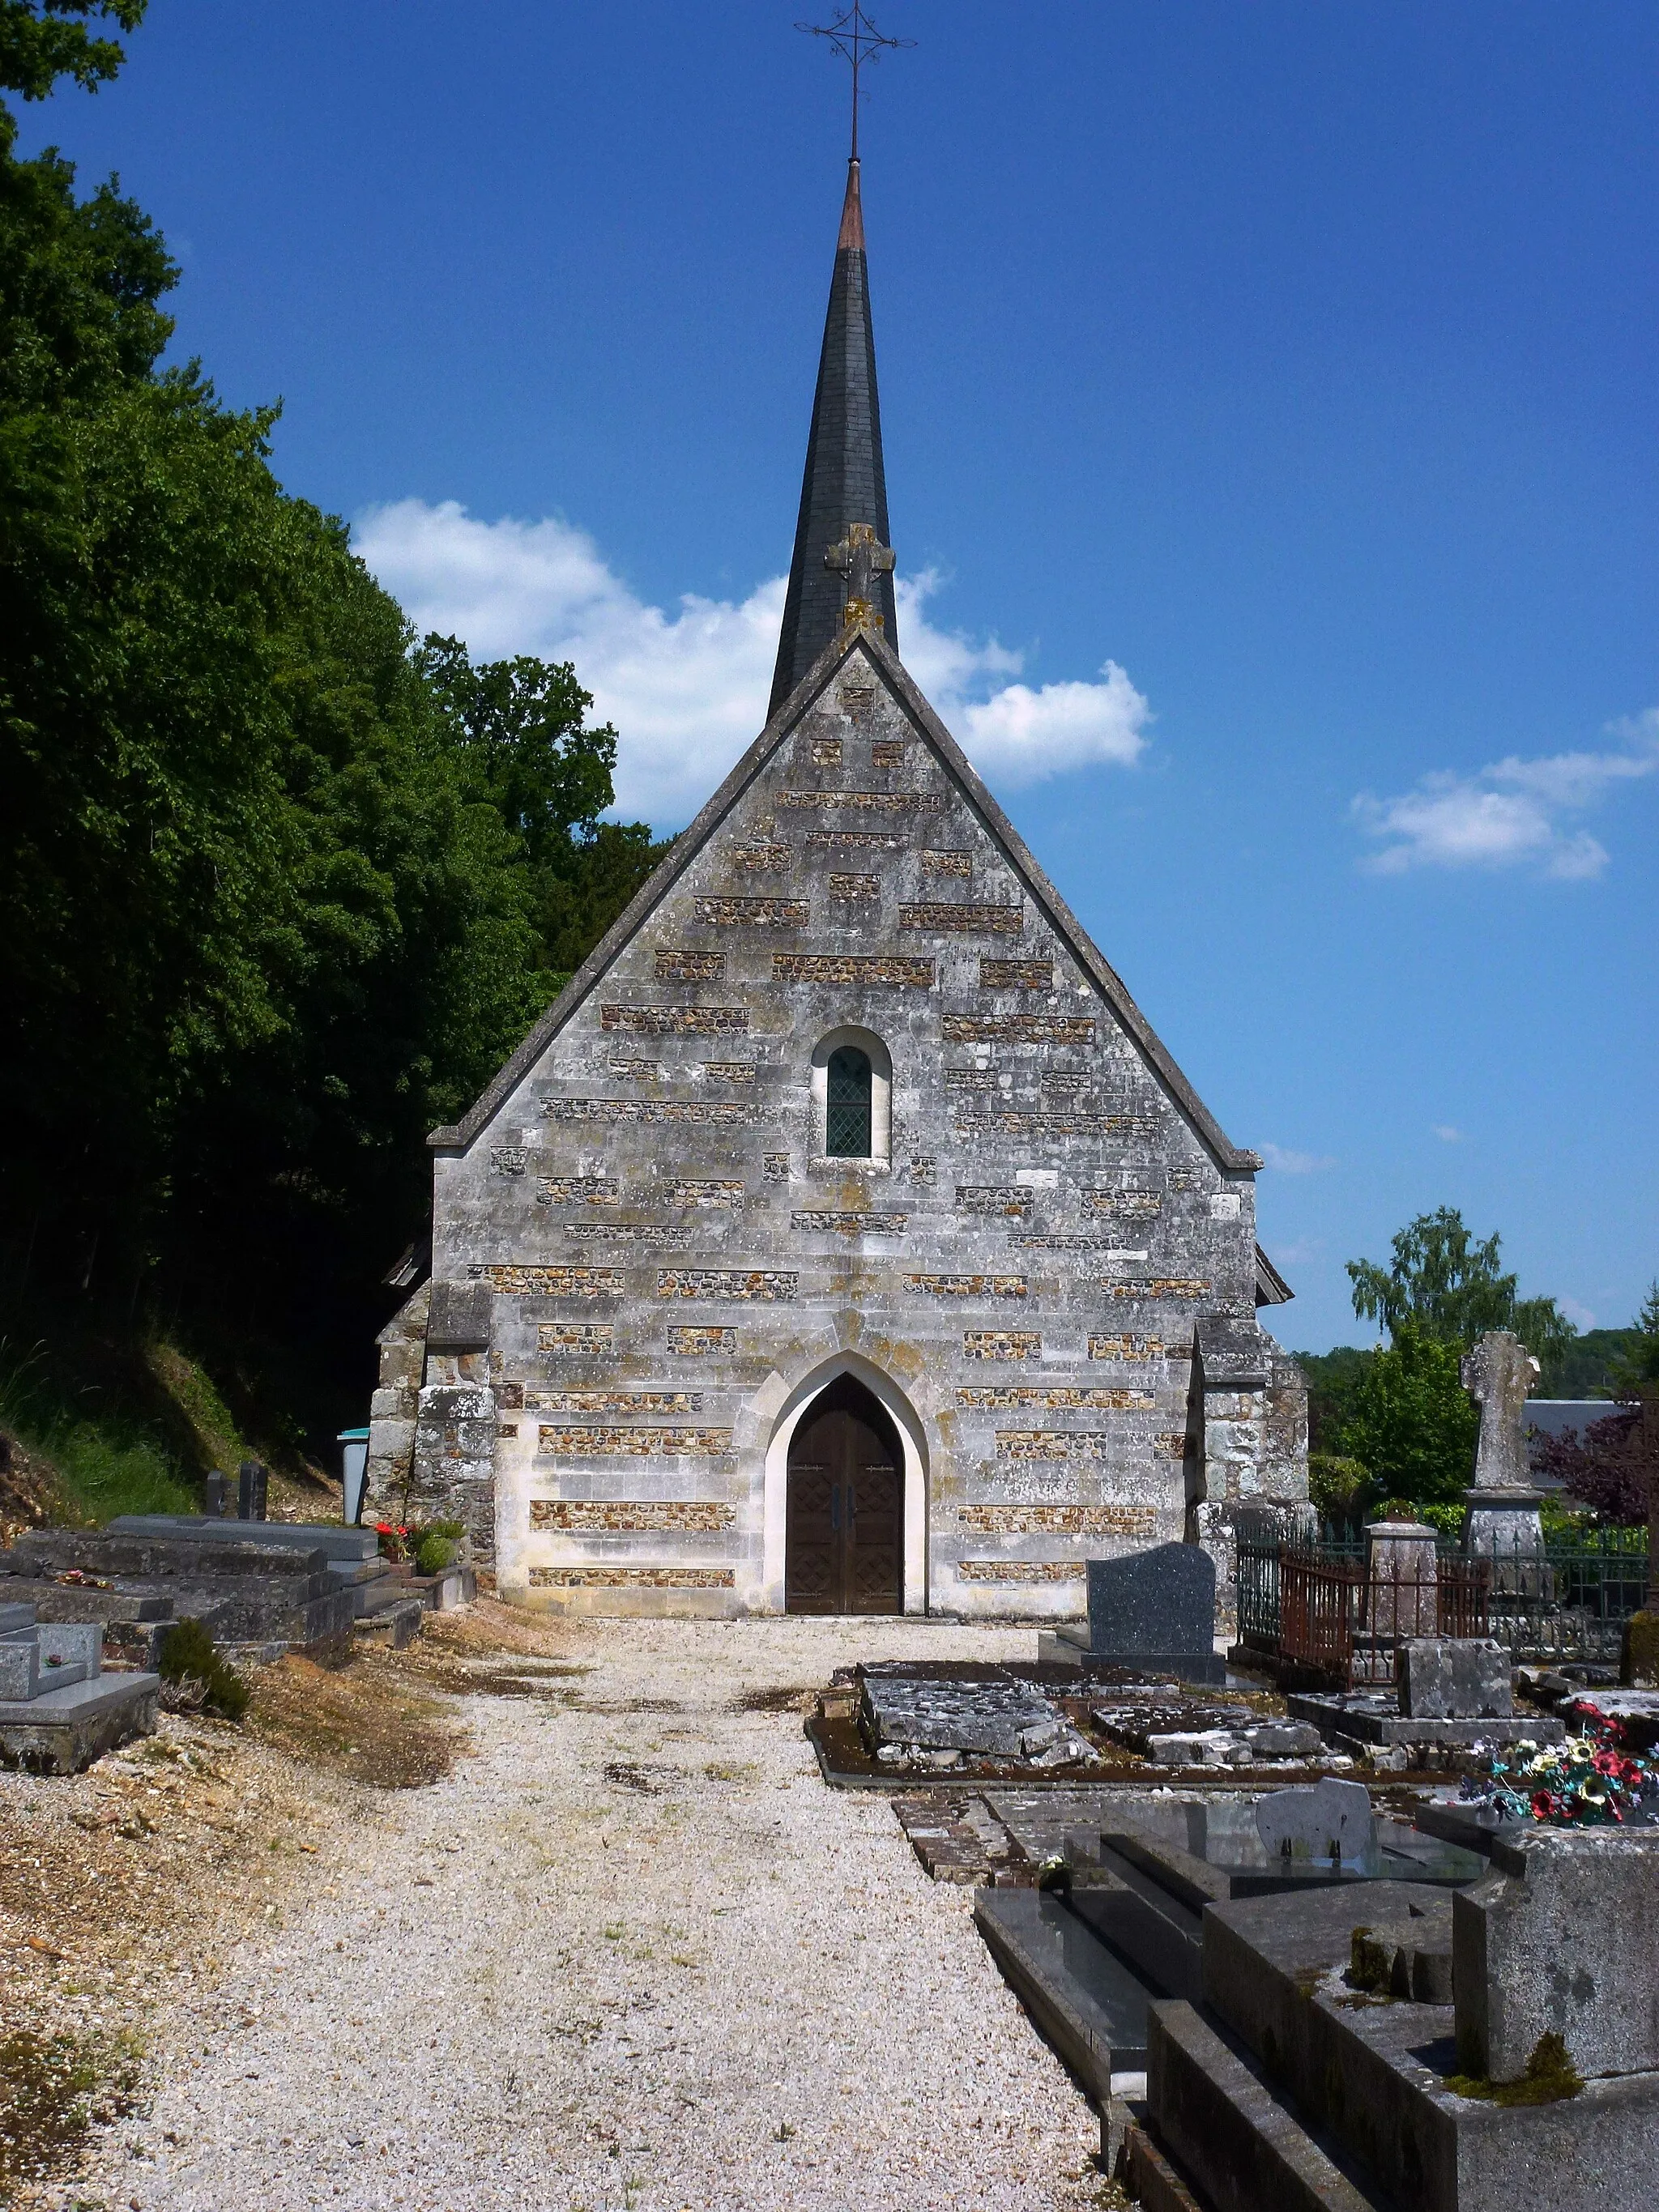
[0, 2, 666, 1520]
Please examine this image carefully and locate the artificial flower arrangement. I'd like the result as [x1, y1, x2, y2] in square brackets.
[1460, 1700, 1657, 1827]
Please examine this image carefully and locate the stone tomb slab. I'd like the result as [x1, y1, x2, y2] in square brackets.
[1454, 1826, 1659, 2083]
[1397, 1639, 1512, 1720]
[1194, 1877, 1659, 2212]
[858, 1664, 1094, 1765]
[1087, 1544, 1224, 1686]
[1287, 1688, 1564, 1752]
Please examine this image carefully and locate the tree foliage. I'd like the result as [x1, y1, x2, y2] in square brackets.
[0, 8, 665, 1446]
[1328, 1319, 1482, 1508]
[1347, 1205, 1573, 1370]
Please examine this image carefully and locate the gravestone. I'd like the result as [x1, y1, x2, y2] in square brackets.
[203, 1471, 227, 1519]
[1397, 1636, 1512, 1720]
[1461, 1329, 1546, 1566]
[1087, 1543, 1224, 1686]
[1454, 1826, 1659, 2083]
[237, 1459, 268, 1523]
[1253, 1777, 1377, 1866]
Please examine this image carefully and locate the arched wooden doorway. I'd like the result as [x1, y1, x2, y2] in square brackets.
[784, 1374, 904, 1614]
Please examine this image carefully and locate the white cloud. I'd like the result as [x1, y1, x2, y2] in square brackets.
[1433, 1124, 1465, 1144]
[1351, 712, 1659, 881]
[1559, 1295, 1597, 1332]
[352, 501, 1148, 824]
[1258, 1141, 1338, 1174]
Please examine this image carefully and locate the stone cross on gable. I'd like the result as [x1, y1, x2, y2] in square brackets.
[825, 521, 895, 634]
[1461, 1329, 1541, 1491]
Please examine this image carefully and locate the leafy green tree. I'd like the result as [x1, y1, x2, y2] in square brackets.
[1610, 1282, 1659, 1395]
[1332, 1319, 1481, 1508]
[1347, 1206, 1573, 1370]
[0, 7, 669, 1451]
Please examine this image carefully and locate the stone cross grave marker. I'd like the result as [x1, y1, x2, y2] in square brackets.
[1460, 1329, 1540, 1491]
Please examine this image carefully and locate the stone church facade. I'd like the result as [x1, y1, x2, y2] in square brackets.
[363, 158, 1307, 1624]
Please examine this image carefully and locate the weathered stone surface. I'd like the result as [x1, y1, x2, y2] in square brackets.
[1454, 1826, 1659, 2082]
[1397, 1638, 1512, 1720]
[859, 1665, 1093, 1764]
[412, 636, 1303, 1617]
[1462, 1329, 1541, 1491]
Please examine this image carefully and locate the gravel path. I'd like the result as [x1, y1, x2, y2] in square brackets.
[83, 1616, 1102, 2212]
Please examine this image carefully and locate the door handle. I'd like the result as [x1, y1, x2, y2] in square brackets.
[830, 1484, 840, 1531]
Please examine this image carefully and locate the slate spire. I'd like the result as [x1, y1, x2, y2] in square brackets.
[769, 156, 898, 718]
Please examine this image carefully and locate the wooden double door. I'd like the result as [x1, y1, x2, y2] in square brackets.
[784, 1375, 903, 1614]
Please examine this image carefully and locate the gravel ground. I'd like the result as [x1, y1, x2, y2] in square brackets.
[73, 1614, 1104, 2212]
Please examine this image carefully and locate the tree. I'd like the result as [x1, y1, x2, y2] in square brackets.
[0, 8, 668, 1451]
[1331, 1319, 1481, 1508]
[1347, 1206, 1573, 1370]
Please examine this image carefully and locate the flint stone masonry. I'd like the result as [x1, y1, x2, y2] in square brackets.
[527, 1566, 735, 1588]
[1397, 1638, 1512, 1720]
[529, 1501, 736, 1532]
[771, 953, 934, 987]
[538, 1323, 615, 1351]
[959, 1505, 1158, 1536]
[958, 1387, 1155, 1410]
[980, 959, 1052, 988]
[402, 633, 1303, 1614]
[541, 1098, 759, 1126]
[535, 1426, 733, 1456]
[1454, 1827, 1659, 2082]
[943, 1014, 1094, 1043]
[655, 948, 725, 980]
[667, 1326, 736, 1355]
[655, 1270, 797, 1301]
[693, 897, 810, 927]
[898, 901, 1023, 934]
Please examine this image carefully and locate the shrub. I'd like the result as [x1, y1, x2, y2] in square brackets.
[414, 1532, 456, 1577]
[1308, 1454, 1371, 1528]
[156, 1617, 249, 1723]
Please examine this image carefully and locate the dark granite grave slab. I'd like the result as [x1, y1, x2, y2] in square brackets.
[974, 1884, 1154, 2088]
[1087, 1545, 1224, 1685]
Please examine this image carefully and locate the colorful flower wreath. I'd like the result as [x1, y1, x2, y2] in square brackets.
[1460, 1701, 1657, 1827]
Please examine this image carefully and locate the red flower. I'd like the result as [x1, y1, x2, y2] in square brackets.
[1531, 1790, 1559, 1820]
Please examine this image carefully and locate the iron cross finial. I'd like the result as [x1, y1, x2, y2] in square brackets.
[825, 521, 896, 634]
[796, 4, 915, 160]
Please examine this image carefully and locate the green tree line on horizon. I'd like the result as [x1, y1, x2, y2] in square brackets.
[1294, 1205, 1657, 1532]
[0, 2, 667, 1443]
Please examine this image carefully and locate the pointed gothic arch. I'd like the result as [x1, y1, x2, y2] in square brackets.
[761, 1353, 928, 1613]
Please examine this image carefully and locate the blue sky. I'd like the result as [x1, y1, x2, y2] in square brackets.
[20, 2, 1658, 1350]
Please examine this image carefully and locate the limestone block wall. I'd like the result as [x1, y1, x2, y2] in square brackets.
[407, 640, 1305, 1616]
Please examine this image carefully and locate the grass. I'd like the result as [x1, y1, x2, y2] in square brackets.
[0, 2027, 144, 2197]
[248, 1654, 462, 1788]
[0, 1319, 301, 1528]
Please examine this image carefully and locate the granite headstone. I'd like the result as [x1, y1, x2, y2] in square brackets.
[1086, 1542, 1224, 1686]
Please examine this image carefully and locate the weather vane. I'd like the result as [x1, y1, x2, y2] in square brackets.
[796, 4, 915, 160]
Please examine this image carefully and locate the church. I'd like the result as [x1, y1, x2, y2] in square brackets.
[362, 156, 1308, 1626]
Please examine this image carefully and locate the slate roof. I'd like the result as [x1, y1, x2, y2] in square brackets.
[430, 622, 1265, 1181]
[768, 157, 898, 718]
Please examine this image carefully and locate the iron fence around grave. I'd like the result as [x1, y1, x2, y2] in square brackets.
[1235, 1526, 1649, 1676]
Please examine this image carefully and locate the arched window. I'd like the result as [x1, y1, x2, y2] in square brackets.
[825, 1047, 872, 1157]
[810, 1028, 893, 1166]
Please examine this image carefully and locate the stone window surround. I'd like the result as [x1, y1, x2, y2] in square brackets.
[808, 1025, 892, 1168]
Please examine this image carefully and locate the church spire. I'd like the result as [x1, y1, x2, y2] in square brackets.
[768, 156, 898, 718]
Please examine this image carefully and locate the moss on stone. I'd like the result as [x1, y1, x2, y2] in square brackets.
[1623, 1608, 1659, 1689]
[1447, 2030, 1584, 2107]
